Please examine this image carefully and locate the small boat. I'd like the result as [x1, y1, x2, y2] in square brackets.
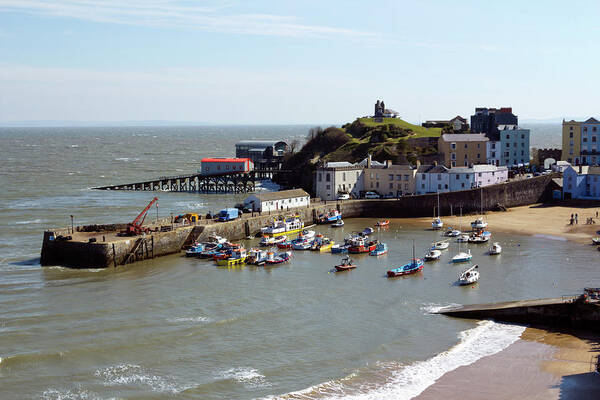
[456, 234, 470, 243]
[261, 215, 305, 237]
[331, 244, 350, 254]
[318, 209, 342, 224]
[247, 248, 268, 265]
[331, 219, 345, 228]
[592, 237, 600, 245]
[387, 240, 423, 277]
[276, 241, 293, 249]
[370, 242, 388, 256]
[468, 233, 489, 243]
[470, 217, 488, 230]
[375, 220, 389, 227]
[489, 242, 502, 255]
[292, 240, 312, 250]
[433, 240, 449, 250]
[318, 239, 335, 252]
[432, 217, 443, 230]
[185, 243, 204, 257]
[458, 265, 479, 285]
[207, 234, 227, 244]
[335, 256, 356, 271]
[259, 235, 287, 246]
[265, 251, 291, 265]
[348, 238, 378, 254]
[452, 249, 472, 263]
[297, 230, 316, 240]
[362, 227, 374, 235]
[444, 227, 461, 237]
[216, 249, 247, 266]
[424, 248, 442, 261]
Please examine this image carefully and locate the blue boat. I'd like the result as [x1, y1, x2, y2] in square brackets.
[387, 240, 423, 277]
[331, 244, 350, 254]
[370, 242, 388, 256]
[185, 243, 204, 257]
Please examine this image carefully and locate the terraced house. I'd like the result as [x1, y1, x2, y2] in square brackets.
[438, 133, 488, 167]
[562, 118, 600, 166]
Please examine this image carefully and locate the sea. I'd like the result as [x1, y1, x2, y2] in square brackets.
[1, 123, 594, 400]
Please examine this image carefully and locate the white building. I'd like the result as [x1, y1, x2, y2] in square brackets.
[416, 165, 450, 194]
[552, 160, 571, 173]
[563, 166, 600, 200]
[448, 165, 508, 191]
[243, 189, 310, 212]
[314, 162, 364, 200]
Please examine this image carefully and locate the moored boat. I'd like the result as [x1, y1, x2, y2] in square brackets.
[375, 220, 389, 227]
[247, 248, 268, 265]
[292, 240, 312, 250]
[444, 227, 461, 237]
[362, 227, 374, 235]
[387, 239, 423, 277]
[348, 238, 377, 254]
[458, 264, 479, 285]
[207, 234, 227, 244]
[259, 235, 287, 246]
[370, 242, 388, 256]
[318, 209, 342, 224]
[265, 251, 291, 265]
[451, 249, 472, 263]
[185, 243, 204, 257]
[331, 244, 350, 254]
[335, 256, 356, 271]
[261, 215, 305, 237]
[432, 217, 443, 230]
[215, 248, 247, 266]
[456, 234, 470, 243]
[592, 237, 600, 245]
[489, 242, 502, 255]
[424, 248, 442, 261]
[331, 219, 345, 228]
[433, 240, 449, 250]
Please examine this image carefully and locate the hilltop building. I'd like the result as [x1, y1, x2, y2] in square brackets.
[438, 133, 489, 167]
[422, 116, 469, 132]
[373, 100, 399, 118]
[561, 118, 600, 166]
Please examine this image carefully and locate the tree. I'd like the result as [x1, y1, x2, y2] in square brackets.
[288, 139, 300, 154]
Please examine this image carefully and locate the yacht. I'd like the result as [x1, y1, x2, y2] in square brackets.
[458, 265, 479, 285]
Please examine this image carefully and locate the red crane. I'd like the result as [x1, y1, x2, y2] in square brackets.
[122, 197, 159, 236]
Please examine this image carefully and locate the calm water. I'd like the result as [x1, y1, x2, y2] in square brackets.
[1, 125, 595, 400]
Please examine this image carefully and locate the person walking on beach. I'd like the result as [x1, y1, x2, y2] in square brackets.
[575, 213, 578, 224]
[570, 215, 574, 225]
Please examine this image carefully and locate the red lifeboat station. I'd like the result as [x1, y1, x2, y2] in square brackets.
[200, 158, 254, 176]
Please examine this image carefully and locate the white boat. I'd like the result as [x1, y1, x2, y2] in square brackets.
[458, 264, 479, 285]
[362, 227, 374, 235]
[452, 249, 472, 263]
[489, 242, 502, 255]
[433, 240, 449, 250]
[206, 234, 227, 244]
[292, 240, 312, 250]
[432, 217, 443, 230]
[297, 229, 316, 240]
[445, 228, 461, 237]
[456, 234, 470, 243]
[261, 215, 305, 237]
[331, 219, 344, 228]
[468, 233, 489, 243]
[259, 235, 287, 246]
[247, 248, 268, 265]
[424, 248, 442, 261]
[470, 217, 488, 230]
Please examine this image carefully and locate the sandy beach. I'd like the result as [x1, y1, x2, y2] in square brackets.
[415, 328, 600, 400]
[410, 202, 600, 244]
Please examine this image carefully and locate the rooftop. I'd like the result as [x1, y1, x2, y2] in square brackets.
[325, 161, 356, 168]
[250, 189, 309, 202]
[236, 140, 287, 147]
[440, 133, 489, 142]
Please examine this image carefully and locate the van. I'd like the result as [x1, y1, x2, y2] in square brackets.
[337, 193, 350, 200]
[218, 208, 239, 222]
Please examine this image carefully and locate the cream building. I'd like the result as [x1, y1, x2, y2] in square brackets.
[314, 162, 364, 200]
[363, 160, 417, 197]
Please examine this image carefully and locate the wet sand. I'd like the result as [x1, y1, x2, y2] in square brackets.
[415, 328, 600, 400]
[408, 203, 600, 244]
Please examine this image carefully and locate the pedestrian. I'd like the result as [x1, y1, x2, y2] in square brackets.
[570, 216, 574, 225]
[596, 211, 598, 218]
[575, 213, 578, 224]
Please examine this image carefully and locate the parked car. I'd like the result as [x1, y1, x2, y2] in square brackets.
[337, 193, 350, 200]
[364, 191, 381, 199]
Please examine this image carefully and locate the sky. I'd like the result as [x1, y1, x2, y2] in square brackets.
[0, 0, 599, 125]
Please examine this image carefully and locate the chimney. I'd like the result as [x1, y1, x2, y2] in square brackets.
[386, 160, 392, 168]
[433, 160, 438, 166]
[415, 159, 421, 168]
[367, 153, 372, 168]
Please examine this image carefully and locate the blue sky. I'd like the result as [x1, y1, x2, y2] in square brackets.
[0, 0, 599, 125]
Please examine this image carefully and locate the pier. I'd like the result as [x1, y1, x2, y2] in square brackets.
[437, 293, 600, 333]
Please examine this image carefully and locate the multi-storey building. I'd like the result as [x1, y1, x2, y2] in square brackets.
[416, 165, 450, 194]
[497, 125, 530, 166]
[314, 162, 364, 201]
[563, 165, 600, 199]
[416, 164, 508, 194]
[363, 161, 417, 197]
[562, 120, 581, 165]
[438, 134, 488, 167]
[561, 118, 600, 165]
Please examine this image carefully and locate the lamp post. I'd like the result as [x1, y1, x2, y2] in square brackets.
[156, 201, 159, 223]
[70, 215, 74, 234]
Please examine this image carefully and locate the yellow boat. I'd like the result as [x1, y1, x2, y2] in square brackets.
[319, 240, 335, 252]
[216, 249, 247, 266]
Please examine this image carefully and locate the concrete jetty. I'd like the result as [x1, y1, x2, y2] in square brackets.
[438, 293, 600, 332]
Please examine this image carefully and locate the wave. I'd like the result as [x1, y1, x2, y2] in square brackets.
[14, 219, 46, 225]
[41, 387, 99, 400]
[217, 367, 271, 388]
[265, 320, 525, 400]
[114, 157, 140, 162]
[174, 201, 205, 209]
[95, 363, 190, 393]
[167, 316, 210, 323]
[419, 303, 462, 314]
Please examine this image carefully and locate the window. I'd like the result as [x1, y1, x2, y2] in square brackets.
[506, 143, 510, 147]
[584, 127, 588, 132]
[464, 143, 468, 149]
[491, 143, 495, 149]
[455, 175, 459, 180]
[506, 135, 509, 139]
[445, 184, 448, 189]
[405, 183, 408, 190]
[421, 184, 425, 188]
[396, 175, 401, 181]
[505, 151, 510, 157]
[342, 172, 346, 181]
[370, 172, 374, 179]
[437, 174, 442, 180]
[491, 151, 496, 157]
[464, 161, 468, 166]
[521, 150, 524, 156]
[326, 184, 330, 190]
[422, 174, 426, 179]
[570, 132, 574, 138]
[326, 173, 330, 182]
[464, 154, 468, 159]
[583, 137, 588, 143]
[389, 174, 394, 180]
[477, 143, 480, 149]
[318, 173, 322, 182]
[404, 174, 409, 181]
[451, 161, 456, 167]
[438, 184, 441, 189]
[376, 173, 379, 179]
[478, 172, 482, 177]
[451, 153, 456, 160]
[461, 183, 465, 188]
[451, 143, 456, 150]
[477, 153, 481, 158]
[593, 136, 597, 143]
[594, 127, 598, 132]
[376, 182, 379, 188]
[389, 183, 393, 189]
[521, 134, 525, 139]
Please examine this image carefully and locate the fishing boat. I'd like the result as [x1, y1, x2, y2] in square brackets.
[261, 215, 305, 237]
[456, 233, 470, 243]
[198, 243, 223, 258]
[292, 240, 312, 250]
[335, 256, 356, 271]
[375, 220, 390, 227]
[318, 209, 342, 224]
[259, 235, 287, 246]
[331, 244, 350, 254]
[185, 243, 204, 257]
[317, 238, 335, 252]
[362, 227, 374, 235]
[387, 240, 423, 277]
[265, 251, 291, 265]
[424, 248, 442, 261]
[458, 265, 479, 285]
[206, 234, 227, 244]
[276, 241, 293, 249]
[433, 240, 449, 250]
[468, 233, 489, 243]
[297, 229, 316, 240]
[348, 237, 378, 254]
[247, 248, 268, 265]
[216, 248, 247, 266]
[452, 249, 472, 263]
[432, 192, 443, 230]
[489, 242, 502, 255]
[370, 242, 388, 256]
[592, 237, 600, 245]
[331, 219, 345, 228]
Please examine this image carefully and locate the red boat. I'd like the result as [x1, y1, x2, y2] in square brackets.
[348, 239, 377, 254]
[277, 241, 292, 249]
[335, 256, 356, 271]
[375, 220, 389, 227]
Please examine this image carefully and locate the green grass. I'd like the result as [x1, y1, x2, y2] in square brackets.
[357, 117, 441, 138]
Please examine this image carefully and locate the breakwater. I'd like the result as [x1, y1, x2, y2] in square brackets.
[41, 174, 559, 268]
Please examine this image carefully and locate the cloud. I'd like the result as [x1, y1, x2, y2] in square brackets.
[0, 0, 375, 38]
